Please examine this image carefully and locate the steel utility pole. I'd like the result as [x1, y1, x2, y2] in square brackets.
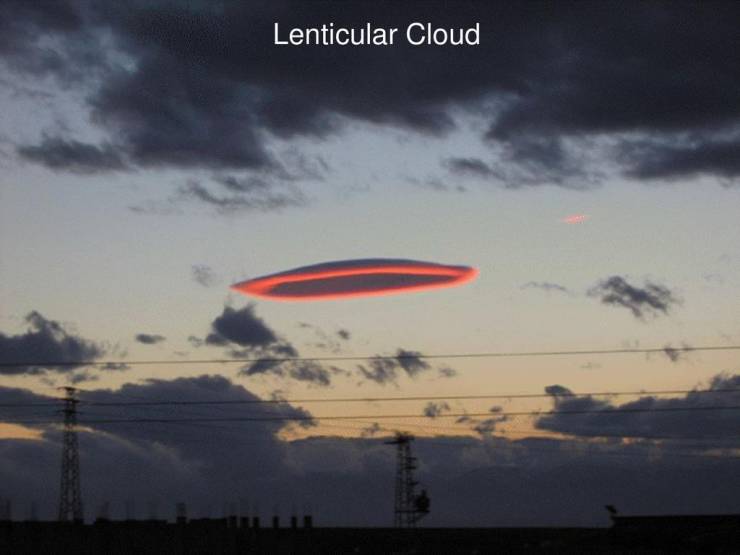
[58, 386, 83, 522]
[385, 432, 429, 528]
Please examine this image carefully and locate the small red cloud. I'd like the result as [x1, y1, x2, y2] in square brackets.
[232, 259, 478, 301]
[561, 214, 589, 224]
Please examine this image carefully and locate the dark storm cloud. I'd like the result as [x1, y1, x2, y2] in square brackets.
[0, 385, 57, 415]
[200, 305, 332, 387]
[536, 373, 740, 442]
[0, 311, 105, 375]
[521, 281, 570, 294]
[395, 349, 430, 377]
[16, 136, 127, 173]
[443, 157, 494, 178]
[89, 57, 272, 171]
[6, 2, 740, 184]
[588, 276, 679, 320]
[205, 305, 277, 348]
[134, 333, 165, 345]
[86, 374, 317, 434]
[241, 357, 281, 377]
[0, 1, 107, 82]
[620, 136, 740, 182]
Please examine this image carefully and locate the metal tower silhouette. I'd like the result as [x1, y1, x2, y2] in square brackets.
[385, 432, 429, 528]
[58, 386, 83, 522]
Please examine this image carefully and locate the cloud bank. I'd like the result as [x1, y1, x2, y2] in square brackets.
[3, 373, 737, 526]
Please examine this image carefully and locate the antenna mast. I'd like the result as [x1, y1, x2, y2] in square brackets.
[385, 432, 430, 528]
[58, 386, 83, 522]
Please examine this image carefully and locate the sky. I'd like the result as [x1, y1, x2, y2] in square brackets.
[1, 1, 739, 526]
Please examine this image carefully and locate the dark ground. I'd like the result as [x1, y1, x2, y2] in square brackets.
[2, 514, 739, 554]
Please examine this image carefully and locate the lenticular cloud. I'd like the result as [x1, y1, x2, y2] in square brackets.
[231, 259, 478, 301]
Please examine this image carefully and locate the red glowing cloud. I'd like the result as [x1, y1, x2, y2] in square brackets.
[561, 214, 589, 224]
[231, 259, 478, 301]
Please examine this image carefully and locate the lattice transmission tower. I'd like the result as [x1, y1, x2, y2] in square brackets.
[58, 386, 83, 522]
[385, 432, 430, 528]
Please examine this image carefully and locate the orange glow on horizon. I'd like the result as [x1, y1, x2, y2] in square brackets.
[0, 423, 43, 440]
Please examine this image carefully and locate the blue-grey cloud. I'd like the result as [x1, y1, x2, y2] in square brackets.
[191, 265, 217, 287]
[536, 373, 740, 441]
[177, 180, 306, 214]
[205, 305, 278, 348]
[16, 136, 127, 173]
[0, 311, 105, 375]
[588, 276, 679, 320]
[240, 358, 331, 388]
[356, 348, 436, 386]
[135, 333, 165, 345]
[443, 157, 495, 178]
[620, 136, 740, 182]
[99, 362, 129, 372]
[199, 305, 334, 387]
[521, 281, 570, 294]
[438, 366, 457, 378]
[662, 343, 693, 363]
[360, 422, 382, 438]
[395, 348, 431, 377]
[357, 357, 398, 386]
[423, 401, 451, 418]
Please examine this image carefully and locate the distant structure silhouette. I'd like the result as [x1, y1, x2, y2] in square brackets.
[385, 432, 430, 528]
[58, 387, 83, 522]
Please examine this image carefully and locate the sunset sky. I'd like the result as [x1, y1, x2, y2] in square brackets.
[1, 1, 739, 525]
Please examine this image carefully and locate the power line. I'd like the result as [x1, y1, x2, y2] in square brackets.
[0, 344, 737, 369]
[5, 404, 740, 425]
[332, 417, 740, 442]
[1, 387, 738, 409]
[10, 411, 738, 443]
